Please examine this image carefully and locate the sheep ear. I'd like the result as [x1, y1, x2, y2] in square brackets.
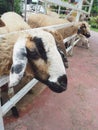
[9, 37, 28, 87]
[25, 35, 36, 50]
[0, 19, 5, 27]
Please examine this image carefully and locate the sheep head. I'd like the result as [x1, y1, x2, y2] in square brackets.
[9, 30, 67, 93]
[78, 22, 91, 38]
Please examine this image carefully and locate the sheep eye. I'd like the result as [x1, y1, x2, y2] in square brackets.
[82, 24, 86, 28]
[11, 64, 24, 74]
[26, 48, 39, 60]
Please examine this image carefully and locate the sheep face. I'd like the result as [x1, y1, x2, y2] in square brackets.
[9, 30, 67, 93]
[78, 23, 91, 38]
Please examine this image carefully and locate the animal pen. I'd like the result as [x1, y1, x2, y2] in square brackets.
[0, 0, 94, 129]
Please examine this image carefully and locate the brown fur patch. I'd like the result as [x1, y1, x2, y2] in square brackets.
[32, 59, 49, 80]
[26, 36, 36, 50]
[0, 19, 5, 27]
[25, 63, 34, 78]
[58, 25, 77, 39]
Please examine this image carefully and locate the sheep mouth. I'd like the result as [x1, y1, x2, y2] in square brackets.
[47, 82, 67, 93]
[46, 75, 67, 93]
[34, 76, 67, 93]
[85, 33, 91, 38]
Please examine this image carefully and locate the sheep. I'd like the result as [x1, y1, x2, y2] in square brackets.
[0, 29, 67, 116]
[0, 12, 30, 33]
[0, 12, 68, 68]
[0, 30, 67, 92]
[0, 12, 68, 117]
[66, 10, 90, 22]
[66, 12, 91, 49]
[27, 13, 91, 39]
[0, 12, 68, 69]
[27, 13, 69, 28]
[27, 13, 91, 50]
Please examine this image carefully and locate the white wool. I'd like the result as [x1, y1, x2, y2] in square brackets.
[1, 12, 30, 32]
[13, 37, 27, 63]
[0, 26, 8, 34]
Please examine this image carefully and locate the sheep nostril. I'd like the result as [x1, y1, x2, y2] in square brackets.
[86, 33, 91, 38]
[59, 78, 67, 89]
[60, 81, 66, 87]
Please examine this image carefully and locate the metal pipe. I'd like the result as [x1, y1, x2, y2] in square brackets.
[24, 0, 27, 21]
[0, 101, 4, 130]
[2, 79, 38, 116]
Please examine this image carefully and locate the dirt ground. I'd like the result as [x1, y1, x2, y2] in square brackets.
[3, 31, 98, 130]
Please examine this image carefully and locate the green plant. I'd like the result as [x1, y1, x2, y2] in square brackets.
[0, 0, 21, 15]
[14, 0, 22, 14]
[91, 0, 98, 16]
[89, 16, 98, 28]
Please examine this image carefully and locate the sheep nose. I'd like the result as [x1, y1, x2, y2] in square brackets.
[60, 80, 67, 90]
[86, 33, 91, 38]
[58, 75, 67, 90]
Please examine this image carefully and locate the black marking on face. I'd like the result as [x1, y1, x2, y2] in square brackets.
[11, 64, 24, 74]
[84, 32, 91, 38]
[33, 37, 47, 62]
[43, 75, 67, 93]
[78, 24, 91, 38]
[58, 75, 67, 89]
[26, 48, 40, 60]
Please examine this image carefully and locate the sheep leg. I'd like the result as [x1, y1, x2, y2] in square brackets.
[8, 87, 19, 117]
[68, 38, 76, 56]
